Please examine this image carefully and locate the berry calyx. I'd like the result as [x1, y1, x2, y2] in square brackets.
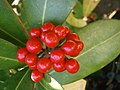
[61, 40, 77, 57]
[41, 22, 55, 32]
[66, 33, 80, 41]
[50, 49, 65, 63]
[65, 58, 80, 74]
[25, 54, 38, 66]
[16, 48, 28, 62]
[44, 31, 59, 48]
[53, 61, 66, 72]
[26, 38, 42, 53]
[37, 57, 51, 73]
[30, 28, 41, 38]
[31, 70, 43, 82]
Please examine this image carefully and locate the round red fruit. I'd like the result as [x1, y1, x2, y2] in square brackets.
[61, 40, 77, 57]
[40, 31, 48, 42]
[44, 31, 59, 48]
[26, 38, 42, 53]
[41, 22, 55, 32]
[30, 28, 41, 38]
[37, 57, 51, 73]
[50, 49, 65, 63]
[65, 58, 80, 74]
[65, 26, 71, 35]
[66, 33, 80, 41]
[54, 25, 67, 39]
[75, 40, 84, 51]
[29, 64, 37, 70]
[31, 70, 43, 82]
[25, 54, 38, 66]
[16, 48, 28, 62]
[53, 61, 66, 72]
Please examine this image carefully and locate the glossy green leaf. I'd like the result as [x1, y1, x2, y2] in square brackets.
[0, 0, 28, 46]
[49, 20, 120, 85]
[36, 74, 64, 90]
[0, 68, 34, 90]
[83, 0, 101, 17]
[73, 1, 83, 18]
[0, 70, 10, 85]
[0, 38, 25, 70]
[20, 0, 77, 29]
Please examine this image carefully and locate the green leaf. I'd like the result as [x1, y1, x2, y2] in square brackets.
[0, 38, 25, 70]
[36, 74, 64, 90]
[0, 0, 28, 46]
[0, 70, 10, 85]
[49, 20, 120, 85]
[73, 1, 83, 18]
[83, 0, 101, 17]
[20, 0, 77, 29]
[0, 68, 34, 90]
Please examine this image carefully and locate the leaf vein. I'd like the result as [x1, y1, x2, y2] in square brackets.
[15, 69, 30, 90]
[42, 0, 48, 25]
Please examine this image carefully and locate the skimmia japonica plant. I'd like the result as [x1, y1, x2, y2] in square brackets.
[0, 0, 120, 90]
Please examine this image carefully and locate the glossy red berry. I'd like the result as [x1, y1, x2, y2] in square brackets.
[65, 58, 80, 74]
[54, 25, 67, 39]
[40, 31, 48, 42]
[61, 40, 77, 57]
[50, 49, 65, 63]
[41, 22, 55, 32]
[66, 33, 80, 41]
[16, 48, 28, 62]
[53, 61, 66, 72]
[44, 31, 59, 48]
[30, 28, 41, 38]
[29, 64, 37, 70]
[64, 26, 71, 35]
[37, 57, 51, 73]
[26, 38, 42, 53]
[75, 40, 84, 51]
[25, 54, 38, 66]
[31, 70, 43, 82]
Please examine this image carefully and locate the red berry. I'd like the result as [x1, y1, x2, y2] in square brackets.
[66, 33, 80, 41]
[53, 61, 66, 72]
[75, 40, 84, 51]
[54, 25, 67, 39]
[25, 54, 38, 66]
[65, 58, 80, 74]
[50, 49, 65, 63]
[37, 57, 51, 73]
[26, 38, 42, 53]
[16, 48, 28, 62]
[31, 70, 43, 82]
[44, 31, 59, 48]
[41, 22, 55, 32]
[40, 31, 48, 42]
[65, 26, 71, 35]
[29, 64, 37, 70]
[30, 28, 41, 38]
[61, 40, 77, 57]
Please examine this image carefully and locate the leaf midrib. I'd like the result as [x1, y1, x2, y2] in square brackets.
[76, 30, 120, 59]
[0, 28, 25, 46]
[42, 0, 48, 25]
[0, 56, 18, 62]
[49, 30, 120, 74]
[15, 69, 30, 90]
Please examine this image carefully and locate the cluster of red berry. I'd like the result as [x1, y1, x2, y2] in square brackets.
[16, 22, 84, 82]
